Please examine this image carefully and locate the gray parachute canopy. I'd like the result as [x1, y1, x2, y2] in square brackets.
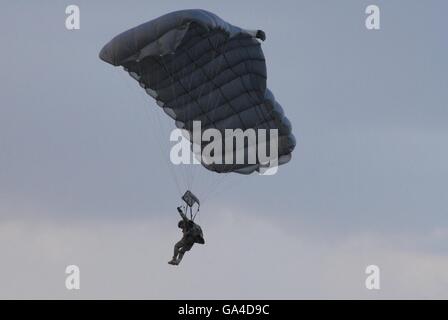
[99, 9, 295, 174]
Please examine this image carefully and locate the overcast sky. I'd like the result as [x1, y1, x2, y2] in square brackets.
[1, 0, 447, 299]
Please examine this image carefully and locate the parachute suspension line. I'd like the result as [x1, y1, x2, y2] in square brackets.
[201, 174, 246, 205]
[184, 55, 195, 191]
[155, 30, 237, 203]
[114, 69, 183, 197]
[201, 167, 258, 206]
[163, 48, 195, 191]
[155, 35, 225, 197]
[201, 174, 234, 204]
[153, 57, 189, 190]
[181, 190, 200, 221]
[202, 40, 231, 200]
[131, 64, 185, 196]
[188, 39, 220, 193]
[165, 54, 195, 191]
[191, 204, 200, 222]
[146, 95, 184, 195]
[183, 33, 230, 201]
[189, 31, 223, 199]
[156, 55, 211, 192]
[193, 35, 242, 199]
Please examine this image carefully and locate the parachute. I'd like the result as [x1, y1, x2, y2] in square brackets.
[99, 9, 295, 175]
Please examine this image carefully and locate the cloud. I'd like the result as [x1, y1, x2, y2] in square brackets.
[1, 208, 447, 299]
[1, 0, 448, 299]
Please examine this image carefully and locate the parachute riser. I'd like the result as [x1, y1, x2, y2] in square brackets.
[182, 190, 200, 221]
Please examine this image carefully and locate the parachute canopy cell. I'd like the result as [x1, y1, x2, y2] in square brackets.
[99, 9, 296, 174]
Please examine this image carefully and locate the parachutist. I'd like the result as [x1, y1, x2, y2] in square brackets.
[168, 205, 205, 266]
